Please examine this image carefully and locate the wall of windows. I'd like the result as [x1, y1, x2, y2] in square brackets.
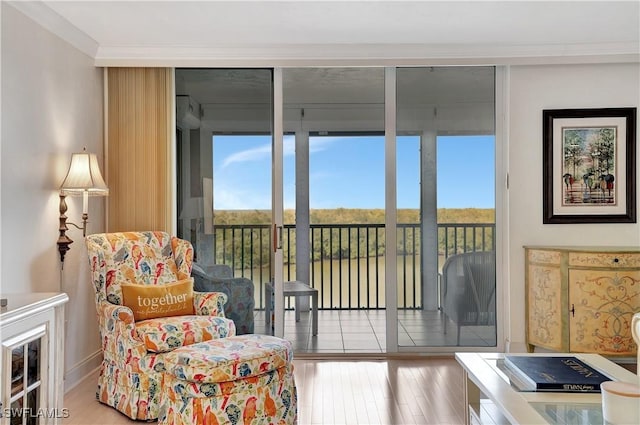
[175, 66, 497, 352]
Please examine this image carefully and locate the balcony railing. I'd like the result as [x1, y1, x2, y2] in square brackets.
[208, 222, 495, 310]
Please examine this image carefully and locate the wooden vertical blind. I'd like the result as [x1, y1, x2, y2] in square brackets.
[106, 68, 172, 232]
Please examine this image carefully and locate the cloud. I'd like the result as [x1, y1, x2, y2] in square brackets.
[215, 185, 271, 210]
[219, 135, 343, 169]
[283, 136, 295, 157]
[221, 144, 271, 168]
[309, 136, 343, 153]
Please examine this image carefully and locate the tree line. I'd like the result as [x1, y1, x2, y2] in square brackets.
[213, 208, 494, 225]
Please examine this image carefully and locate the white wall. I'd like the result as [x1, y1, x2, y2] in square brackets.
[507, 62, 640, 350]
[1, 3, 105, 389]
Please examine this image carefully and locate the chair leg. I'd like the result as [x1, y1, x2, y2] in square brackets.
[457, 324, 461, 346]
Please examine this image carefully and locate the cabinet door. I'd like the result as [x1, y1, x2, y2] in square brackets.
[569, 269, 640, 355]
[2, 324, 47, 425]
[527, 263, 564, 351]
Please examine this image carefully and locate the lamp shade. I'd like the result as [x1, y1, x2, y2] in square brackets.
[60, 151, 109, 196]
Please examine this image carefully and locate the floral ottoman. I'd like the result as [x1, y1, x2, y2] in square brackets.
[158, 334, 297, 425]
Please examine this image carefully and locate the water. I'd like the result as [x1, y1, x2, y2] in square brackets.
[243, 255, 432, 310]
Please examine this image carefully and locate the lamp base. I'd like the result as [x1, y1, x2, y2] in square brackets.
[56, 194, 89, 267]
[57, 193, 73, 267]
[57, 236, 73, 265]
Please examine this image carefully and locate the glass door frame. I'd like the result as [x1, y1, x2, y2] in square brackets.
[384, 67, 399, 352]
[272, 68, 285, 337]
[171, 66, 507, 351]
[387, 66, 507, 354]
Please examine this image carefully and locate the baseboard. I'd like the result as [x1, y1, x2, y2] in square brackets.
[64, 350, 103, 393]
[505, 340, 529, 353]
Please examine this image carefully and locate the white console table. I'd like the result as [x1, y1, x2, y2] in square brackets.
[0, 293, 68, 425]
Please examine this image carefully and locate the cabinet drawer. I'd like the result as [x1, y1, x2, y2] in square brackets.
[527, 249, 562, 265]
[569, 252, 640, 268]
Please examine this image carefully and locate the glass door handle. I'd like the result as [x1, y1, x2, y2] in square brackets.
[273, 224, 283, 251]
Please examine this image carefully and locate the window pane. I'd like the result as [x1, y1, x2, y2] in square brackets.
[396, 66, 496, 348]
[283, 68, 385, 352]
[175, 68, 273, 335]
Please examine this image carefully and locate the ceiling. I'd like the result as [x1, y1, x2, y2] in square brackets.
[12, 1, 640, 65]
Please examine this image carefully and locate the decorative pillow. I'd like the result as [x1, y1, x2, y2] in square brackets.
[121, 278, 195, 321]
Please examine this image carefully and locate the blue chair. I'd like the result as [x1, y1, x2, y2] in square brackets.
[191, 263, 255, 334]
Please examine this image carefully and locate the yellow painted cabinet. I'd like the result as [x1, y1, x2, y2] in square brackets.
[525, 246, 640, 356]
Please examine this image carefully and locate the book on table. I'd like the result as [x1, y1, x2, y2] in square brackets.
[503, 355, 614, 393]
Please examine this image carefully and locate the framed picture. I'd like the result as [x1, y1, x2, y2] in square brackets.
[543, 107, 637, 224]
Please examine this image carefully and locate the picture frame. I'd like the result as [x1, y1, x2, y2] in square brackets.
[543, 107, 637, 224]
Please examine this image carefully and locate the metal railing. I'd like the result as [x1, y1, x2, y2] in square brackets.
[208, 222, 495, 310]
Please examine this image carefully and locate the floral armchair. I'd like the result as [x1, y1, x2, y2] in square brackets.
[85, 231, 236, 420]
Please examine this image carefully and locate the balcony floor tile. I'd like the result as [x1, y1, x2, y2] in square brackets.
[256, 308, 497, 353]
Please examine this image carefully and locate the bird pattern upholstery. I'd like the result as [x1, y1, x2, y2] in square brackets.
[86, 231, 236, 420]
[158, 334, 297, 425]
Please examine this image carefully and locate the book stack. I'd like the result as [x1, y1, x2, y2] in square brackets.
[503, 355, 614, 393]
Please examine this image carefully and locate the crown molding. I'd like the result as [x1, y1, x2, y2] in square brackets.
[95, 42, 640, 67]
[7, 0, 98, 58]
[6, 1, 638, 68]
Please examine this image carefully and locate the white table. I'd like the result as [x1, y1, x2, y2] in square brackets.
[265, 281, 318, 336]
[455, 352, 639, 425]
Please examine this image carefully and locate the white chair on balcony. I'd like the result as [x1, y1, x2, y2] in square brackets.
[441, 251, 496, 345]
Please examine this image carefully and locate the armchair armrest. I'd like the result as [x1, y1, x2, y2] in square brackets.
[97, 301, 135, 330]
[193, 291, 228, 317]
[96, 301, 146, 361]
[171, 236, 194, 279]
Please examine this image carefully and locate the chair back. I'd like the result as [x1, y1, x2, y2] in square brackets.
[442, 250, 496, 322]
[86, 231, 193, 305]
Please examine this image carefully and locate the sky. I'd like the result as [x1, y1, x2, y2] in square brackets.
[213, 134, 495, 210]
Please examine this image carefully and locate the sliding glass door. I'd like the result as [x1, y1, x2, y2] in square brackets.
[395, 67, 497, 350]
[282, 68, 386, 353]
[175, 66, 500, 353]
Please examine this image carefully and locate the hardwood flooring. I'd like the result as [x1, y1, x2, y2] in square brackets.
[62, 357, 465, 425]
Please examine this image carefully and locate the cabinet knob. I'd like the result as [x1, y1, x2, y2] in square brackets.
[613, 258, 620, 263]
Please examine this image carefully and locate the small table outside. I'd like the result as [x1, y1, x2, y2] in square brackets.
[265, 281, 318, 336]
[455, 352, 638, 425]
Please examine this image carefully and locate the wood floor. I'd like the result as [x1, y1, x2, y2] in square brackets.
[62, 357, 465, 425]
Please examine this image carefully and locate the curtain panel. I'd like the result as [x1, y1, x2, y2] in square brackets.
[106, 67, 172, 232]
